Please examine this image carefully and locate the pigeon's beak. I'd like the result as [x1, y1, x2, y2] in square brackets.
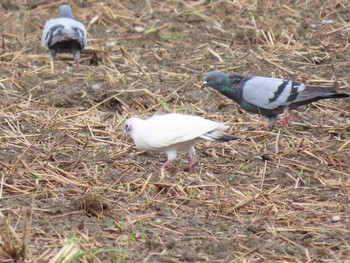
[201, 81, 208, 89]
[124, 119, 135, 139]
[123, 128, 130, 141]
[124, 126, 131, 136]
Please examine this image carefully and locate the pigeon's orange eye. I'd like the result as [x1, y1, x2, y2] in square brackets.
[209, 76, 215, 81]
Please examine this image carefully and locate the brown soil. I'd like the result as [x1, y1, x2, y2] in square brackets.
[1, 0, 350, 262]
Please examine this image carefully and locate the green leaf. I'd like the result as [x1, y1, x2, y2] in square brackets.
[161, 33, 188, 39]
[158, 99, 172, 112]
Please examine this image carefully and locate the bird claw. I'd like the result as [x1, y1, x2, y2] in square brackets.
[189, 155, 196, 173]
[161, 160, 171, 170]
[160, 160, 172, 180]
[74, 55, 81, 70]
[282, 115, 289, 128]
[75, 61, 81, 70]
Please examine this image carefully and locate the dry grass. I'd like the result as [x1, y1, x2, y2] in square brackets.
[0, 0, 350, 262]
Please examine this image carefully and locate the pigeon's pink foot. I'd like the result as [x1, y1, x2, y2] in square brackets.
[74, 56, 81, 70]
[75, 61, 81, 70]
[161, 160, 172, 170]
[282, 114, 289, 128]
[189, 154, 196, 173]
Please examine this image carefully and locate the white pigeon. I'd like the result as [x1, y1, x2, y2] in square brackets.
[125, 113, 239, 172]
[42, 4, 87, 72]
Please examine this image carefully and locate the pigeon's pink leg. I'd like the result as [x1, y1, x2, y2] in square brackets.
[162, 151, 177, 170]
[161, 160, 172, 170]
[74, 57, 81, 70]
[73, 51, 81, 70]
[189, 154, 196, 173]
[282, 112, 289, 128]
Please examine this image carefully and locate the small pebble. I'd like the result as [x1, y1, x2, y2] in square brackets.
[309, 24, 317, 29]
[155, 218, 162, 224]
[91, 84, 101, 92]
[322, 19, 333, 24]
[331, 215, 340, 223]
[134, 26, 145, 33]
[213, 20, 223, 29]
[107, 41, 117, 47]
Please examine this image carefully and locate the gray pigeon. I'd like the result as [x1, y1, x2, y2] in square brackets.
[202, 71, 349, 128]
[42, 4, 87, 72]
[125, 113, 239, 172]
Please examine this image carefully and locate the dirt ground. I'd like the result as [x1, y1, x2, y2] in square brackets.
[1, 0, 350, 262]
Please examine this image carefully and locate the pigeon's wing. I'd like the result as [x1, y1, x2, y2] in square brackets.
[135, 114, 226, 150]
[42, 17, 87, 48]
[242, 76, 306, 110]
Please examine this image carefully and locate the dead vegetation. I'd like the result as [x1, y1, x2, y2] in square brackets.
[0, 0, 350, 262]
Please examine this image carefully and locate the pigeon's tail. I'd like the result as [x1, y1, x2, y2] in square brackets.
[56, 28, 80, 42]
[298, 85, 349, 102]
[322, 83, 349, 98]
[46, 27, 81, 48]
[46, 27, 85, 58]
[321, 93, 349, 99]
[201, 130, 239, 142]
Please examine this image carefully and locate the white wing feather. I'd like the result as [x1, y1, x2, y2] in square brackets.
[132, 114, 228, 150]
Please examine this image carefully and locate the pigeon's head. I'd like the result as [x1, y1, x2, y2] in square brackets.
[124, 117, 142, 137]
[58, 4, 73, 18]
[202, 71, 230, 91]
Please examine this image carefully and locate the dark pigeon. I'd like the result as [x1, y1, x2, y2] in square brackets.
[42, 5, 87, 72]
[202, 71, 349, 128]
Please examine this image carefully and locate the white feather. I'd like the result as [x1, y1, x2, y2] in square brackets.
[126, 113, 229, 152]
